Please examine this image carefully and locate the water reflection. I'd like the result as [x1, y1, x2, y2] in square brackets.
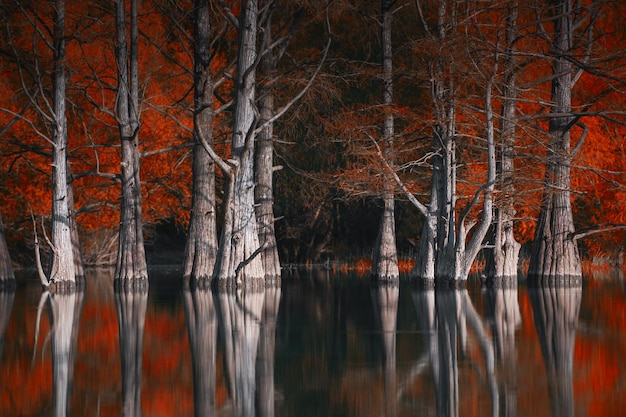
[371, 284, 398, 417]
[413, 289, 498, 417]
[529, 284, 582, 417]
[216, 288, 264, 417]
[484, 284, 521, 417]
[0, 290, 14, 362]
[116, 286, 148, 417]
[32, 289, 84, 417]
[183, 287, 218, 417]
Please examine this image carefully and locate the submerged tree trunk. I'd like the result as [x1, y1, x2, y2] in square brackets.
[256, 22, 281, 283]
[371, 0, 399, 282]
[529, 0, 581, 282]
[183, 0, 218, 286]
[115, 285, 148, 417]
[485, 0, 520, 281]
[50, 0, 75, 285]
[0, 290, 15, 363]
[183, 287, 217, 417]
[214, 0, 264, 287]
[0, 213, 14, 286]
[114, 0, 148, 283]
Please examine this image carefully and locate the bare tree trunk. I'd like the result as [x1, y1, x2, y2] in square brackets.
[371, 0, 399, 282]
[48, 289, 84, 417]
[0, 213, 14, 286]
[528, 0, 581, 282]
[183, 287, 218, 417]
[529, 284, 581, 417]
[50, 0, 75, 285]
[183, 0, 218, 286]
[256, 22, 281, 283]
[114, 0, 148, 283]
[115, 285, 148, 417]
[485, 0, 521, 281]
[214, 0, 264, 287]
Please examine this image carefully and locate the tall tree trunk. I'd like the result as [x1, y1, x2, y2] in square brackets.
[183, 0, 218, 286]
[115, 285, 148, 417]
[256, 22, 281, 283]
[485, 0, 521, 281]
[371, 0, 399, 282]
[183, 287, 217, 417]
[529, 0, 582, 281]
[50, 0, 75, 285]
[114, 0, 148, 283]
[214, 0, 264, 287]
[0, 213, 14, 286]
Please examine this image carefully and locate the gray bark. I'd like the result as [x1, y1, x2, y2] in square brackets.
[0, 213, 15, 285]
[485, 0, 521, 280]
[411, 0, 495, 284]
[114, 0, 148, 282]
[529, 0, 582, 281]
[183, 0, 218, 285]
[214, 0, 264, 286]
[50, 0, 75, 284]
[66, 166, 84, 281]
[115, 285, 148, 417]
[183, 287, 218, 417]
[371, 0, 399, 282]
[256, 21, 281, 283]
[529, 284, 581, 417]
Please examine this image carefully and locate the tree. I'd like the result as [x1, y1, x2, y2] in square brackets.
[114, 0, 148, 283]
[370, 0, 399, 282]
[485, 0, 521, 280]
[528, 0, 584, 280]
[183, 0, 219, 285]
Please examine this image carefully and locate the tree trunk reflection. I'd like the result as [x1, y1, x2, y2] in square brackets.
[371, 284, 399, 417]
[0, 289, 14, 362]
[216, 288, 264, 417]
[115, 286, 148, 417]
[48, 289, 84, 417]
[484, 283, 521, 417]
[529, 284, 581, 417]
[184, 287, 218, 417]
[413, 289, 498, 417]
[256, 285, 281, 417]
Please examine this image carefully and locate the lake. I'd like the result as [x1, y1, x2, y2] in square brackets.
[1, 268, 625, 417]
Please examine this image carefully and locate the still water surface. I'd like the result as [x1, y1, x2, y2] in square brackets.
[1, 269, 625, 417]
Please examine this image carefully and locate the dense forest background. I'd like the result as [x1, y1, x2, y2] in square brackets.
[0, 0, 624, 278]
